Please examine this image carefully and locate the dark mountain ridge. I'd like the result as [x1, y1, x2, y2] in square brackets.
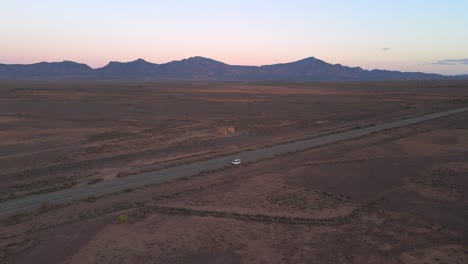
[0, 56, 456, 81]
[0, 61, 94, 79]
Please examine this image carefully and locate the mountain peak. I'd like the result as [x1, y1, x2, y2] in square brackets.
[184, 56, 222, 63]
[175, 56, 227, 67]
[132, 58, 148, 63]
[187, 56, 211, 60]
[295, 57, 326, 63]
[302, 56, 318, 60]
[102, 58, 156, 69]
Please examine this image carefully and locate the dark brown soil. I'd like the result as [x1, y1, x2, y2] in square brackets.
[1, 81, 468, 264]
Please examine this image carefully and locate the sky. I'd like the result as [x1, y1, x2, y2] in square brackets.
[1, 0, 468, 75]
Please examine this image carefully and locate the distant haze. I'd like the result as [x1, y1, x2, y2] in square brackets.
[2, 1, 468, 75]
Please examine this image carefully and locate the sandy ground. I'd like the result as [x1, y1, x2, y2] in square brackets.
[1, 81, 468, 263]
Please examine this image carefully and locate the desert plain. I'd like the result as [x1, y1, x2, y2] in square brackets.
[1, 80, 468, 263]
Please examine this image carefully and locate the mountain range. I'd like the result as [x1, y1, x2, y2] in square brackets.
[0, 56, 464, 81]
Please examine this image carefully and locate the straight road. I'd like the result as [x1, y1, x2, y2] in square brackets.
[1, 107, 467, 217]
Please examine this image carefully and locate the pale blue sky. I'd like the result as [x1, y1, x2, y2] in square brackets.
[2, 0, 468, 74]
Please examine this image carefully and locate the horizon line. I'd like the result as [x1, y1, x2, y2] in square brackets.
[0, 56, 452, 76]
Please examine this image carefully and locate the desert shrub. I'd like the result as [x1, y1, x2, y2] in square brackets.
[4, 212, 29, 226]
[117, 214, 128, 223]
[39, 201, 51, 213]
[84, 196, 97, 203]
[87, 178, 104, 185]
[33, 181, 77, 194]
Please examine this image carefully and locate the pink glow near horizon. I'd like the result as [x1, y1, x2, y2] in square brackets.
[1, 1, 468, 75]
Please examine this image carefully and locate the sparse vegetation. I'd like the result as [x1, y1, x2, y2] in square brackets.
[84, 196, 98, 203]
[85, 130, 131, 142]
[416, 168, 458, 190]
[117, 214, 128, 223]
[449, 98, 467, 104]
[116, 172, 130, 178]
[87, 178, 104, 185]
[0, 193, 16, 202]
[3, 212, 30, 226]
[39, 201, 51, 213]
[32, 181, 77, 195]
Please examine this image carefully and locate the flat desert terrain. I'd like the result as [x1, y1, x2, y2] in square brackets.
[1, 80, 468, 263]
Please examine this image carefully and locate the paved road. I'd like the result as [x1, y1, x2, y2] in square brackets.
[1, 107, 467, 217]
